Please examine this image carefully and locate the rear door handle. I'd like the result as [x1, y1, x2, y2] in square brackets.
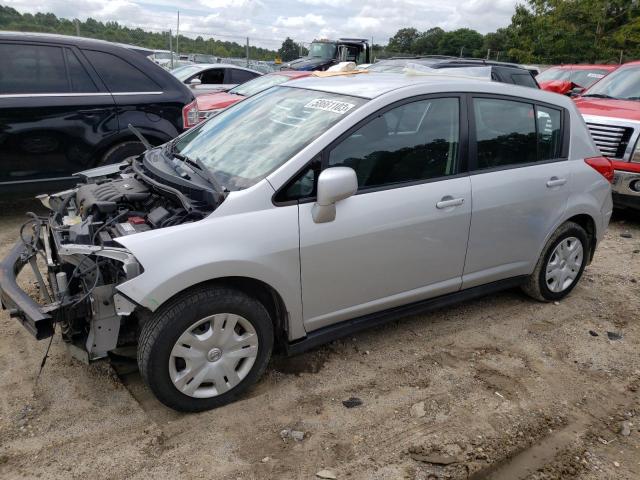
[436, 196, 465, 209]
[546, 177, 567, 188]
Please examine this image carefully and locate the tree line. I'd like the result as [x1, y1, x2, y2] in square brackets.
[387, 0, 640, 64]
[0, 5, 278, 60]
[2, 1, 640, 65]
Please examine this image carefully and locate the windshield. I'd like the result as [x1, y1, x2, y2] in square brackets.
[585, 66, 640, 100]
[229, 74, 292, 97]
[536, 67, 571, 83]
[308, 42, 336, 58]
[173, 66, 204, 81]
[570, 69, 609, 88]
[154, 52, 173, 60]
[174, 86, 366, 190]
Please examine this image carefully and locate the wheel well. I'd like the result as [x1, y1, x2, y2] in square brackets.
[97, 134, 167, 161]
[187, 277, 289, 348]
[566, 214, 597, 262]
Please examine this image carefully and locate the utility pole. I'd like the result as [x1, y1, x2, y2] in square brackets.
[460, 46, 464, 58]
[246, 37, 249, 66]
[75, 19, 80, 36]
[486, 48, 490, 60]
[620, 49, 624, 64]
[169, 29, 173, 69]
[176, 11, 180, 60]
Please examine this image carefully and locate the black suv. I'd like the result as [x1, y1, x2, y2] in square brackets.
[0, 32, 198, 194]
[368, 56, 540, 88]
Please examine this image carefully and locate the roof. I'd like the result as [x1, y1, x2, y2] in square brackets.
[274, 70, 313, 79]
[0, 31, 149, 53]
[284, 72, 569, 105]
[179, 63, 263, 74]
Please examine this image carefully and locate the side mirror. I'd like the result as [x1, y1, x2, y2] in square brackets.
[569, 86, 585, 97]
[312, 167, 358, 223]
[189, 78, 202, 88]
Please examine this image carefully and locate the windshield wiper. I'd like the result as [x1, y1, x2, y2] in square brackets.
[581, 93, 617, 99]
[166, 141, 226, 194]
[622, 96, 640, 101]
[128, 124, 153, 150]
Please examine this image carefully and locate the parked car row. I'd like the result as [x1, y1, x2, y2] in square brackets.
[0, 32, 198, 194]
[536, 64, 617, 95]
[1, 31, 637, 211]
[170, 63, 262, 94]
[571, 62, 640, 210]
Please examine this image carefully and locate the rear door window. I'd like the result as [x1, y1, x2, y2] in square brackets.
[472, 97, 565, 170]
[0, 43, 68, 94]
[474, 98, 537, 169]
[83, 50, 160, 92]
[199, 68, 225, 84]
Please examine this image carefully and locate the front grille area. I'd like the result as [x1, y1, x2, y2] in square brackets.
[586, 122, 634, 158]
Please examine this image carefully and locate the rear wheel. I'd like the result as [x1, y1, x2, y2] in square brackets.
[100, 141, 146, 166]
[522, 222, 589, 302]
[137, 285, 273, 412]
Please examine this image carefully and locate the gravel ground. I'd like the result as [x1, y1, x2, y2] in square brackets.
[0, 199, 639, 480]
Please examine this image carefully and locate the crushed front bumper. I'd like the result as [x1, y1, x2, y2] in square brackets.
[0, 238, 54, 339]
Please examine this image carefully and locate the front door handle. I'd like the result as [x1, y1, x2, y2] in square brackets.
[546, 177, 567, 188]
[436, 196, 465, 209]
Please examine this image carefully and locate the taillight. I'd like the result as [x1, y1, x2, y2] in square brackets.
[182, 100, 199, 129]
[585, 156, 614, 183]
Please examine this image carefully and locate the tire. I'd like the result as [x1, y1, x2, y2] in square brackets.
[100, 141, 146, 166]
[521, 221, 589, 302]
[137, 285, 274, 412]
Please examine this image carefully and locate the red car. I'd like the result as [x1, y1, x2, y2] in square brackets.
[574, 61, 640, 210]
[537, 64, 617, 95]
[196, 70, 312, 121]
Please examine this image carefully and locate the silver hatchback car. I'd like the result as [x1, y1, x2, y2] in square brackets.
[1, 73, 613, 412]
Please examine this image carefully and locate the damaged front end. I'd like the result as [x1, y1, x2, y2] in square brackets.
[0, 156, 217, 362]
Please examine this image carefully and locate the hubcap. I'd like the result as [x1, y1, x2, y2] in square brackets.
[169, 314, 259, 398]
[207, 348, 222, 362]
[545, 236, 583, 293]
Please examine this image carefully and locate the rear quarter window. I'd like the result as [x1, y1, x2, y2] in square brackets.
[511, 73, 538, 88]
[83, 50, 160, 92]
[229, 69, 259, 84]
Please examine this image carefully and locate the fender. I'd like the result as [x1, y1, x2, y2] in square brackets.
[114, 195, 306, 341]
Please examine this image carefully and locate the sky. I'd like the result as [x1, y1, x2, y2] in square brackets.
[4, 0, 520, 49]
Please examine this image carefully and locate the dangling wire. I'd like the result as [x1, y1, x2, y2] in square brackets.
[35, 323, 55, 385]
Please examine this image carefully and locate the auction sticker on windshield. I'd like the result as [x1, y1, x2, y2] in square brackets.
[305, 98, 356, 115]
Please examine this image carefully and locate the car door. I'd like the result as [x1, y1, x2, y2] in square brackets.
[0, 42, 117, 189]
[463, 96, 571, 288]
[295, 96, 472, 332]
[80, 49, 180, 140]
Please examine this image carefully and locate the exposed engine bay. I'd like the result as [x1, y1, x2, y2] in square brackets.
[14, 152, 220, 362]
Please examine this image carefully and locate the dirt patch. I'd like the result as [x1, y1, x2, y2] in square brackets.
[0, 205, 639, 479]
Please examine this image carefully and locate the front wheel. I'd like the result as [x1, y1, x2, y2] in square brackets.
[137, 286, 273, 412]
[522, 221, 589, 302]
